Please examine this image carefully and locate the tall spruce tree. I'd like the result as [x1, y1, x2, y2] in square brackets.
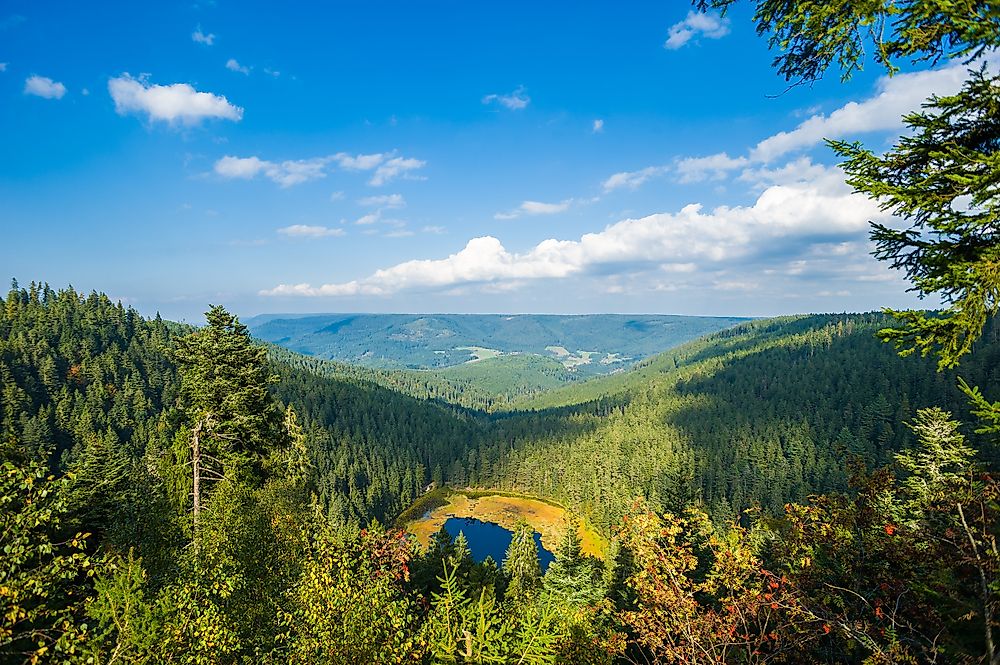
[173, 305, 283, 536]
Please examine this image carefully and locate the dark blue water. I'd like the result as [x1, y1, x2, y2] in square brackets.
[443, 517, 555, 572]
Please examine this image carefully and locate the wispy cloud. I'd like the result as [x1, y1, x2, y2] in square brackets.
[333, 152, 386, 170]
[278, 224, 345, 238]
[0, 63, 7, 72]
[495, 199, 574, 220]
[191, 26, 215, 45]
[592, 119, 604, 133]
[24, 75, 66, 99]
[214, 156, 329, 187]
[664, 11, 730, 50]
[750, 59, 976, 162]
[358, 193, 405, 208]
[109, 74, 243, 124]
[225, 58, 250, 75]
[602, 166, 669, 192]
[370, 156, 426, 186]
[482, 85, 530, 110]
[213, 151, 425, 187]
[354, 211, 382, 225]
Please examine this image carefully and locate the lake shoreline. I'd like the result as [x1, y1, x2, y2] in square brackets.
[403, 489, 606, 558]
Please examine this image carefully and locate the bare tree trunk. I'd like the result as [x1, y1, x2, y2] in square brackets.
[192, 419, 202, 540]
[957, 502, 997, 664]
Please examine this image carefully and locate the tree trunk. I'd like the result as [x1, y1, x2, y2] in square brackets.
[957, 502, 997, 664]
[192, 419, 202, 538]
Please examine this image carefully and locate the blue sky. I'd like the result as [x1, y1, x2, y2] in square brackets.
[0, 1, 979, 322]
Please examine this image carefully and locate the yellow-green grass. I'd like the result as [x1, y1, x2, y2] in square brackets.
[404, 490, 606, 558]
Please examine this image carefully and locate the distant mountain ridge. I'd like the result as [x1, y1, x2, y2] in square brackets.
[246, 313, 749, 377]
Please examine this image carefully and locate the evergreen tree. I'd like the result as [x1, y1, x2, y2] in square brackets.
[503, 523, 541, 604]
[173, 305, 284, 535]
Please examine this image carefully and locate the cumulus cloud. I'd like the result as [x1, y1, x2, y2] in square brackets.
[225, 58, 250, 75]
[278, 224, 345, 238]
[109, 74, 243, 124]
[24, 75, 66, 99]
[495, 199, 573, 220]
[664, 11, 730, 49]
[358, 193, 405, 208]
[370, 156, 426, 186]
[213, 151, 425, 187]
[262, 164, 887, 297]
[482, 86, 530, 110]
[192, 26, 215, 45]
[602, 166, 669, 192]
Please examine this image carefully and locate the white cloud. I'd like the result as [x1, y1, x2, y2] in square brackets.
[495, 199, 574, 220]
[262, 164, 886, 297]
[675, 152, 748, 183]
[358, 193, 405, 208]
[225, 58, 250, 75]
[592, 119, 604, 133]
[278, 224, 345, 238]
[192, 26, 215, 45]
[751, 59, 975, 162]
[213, 155, 329, 187]
[213, 151, 425, 187]
[24, 75, 66, 99]
[422, 225, 446, 234]
[369, 156, 426, 186]
[482, 86, 530, 110]
[354, 211, 381, 225]
[109, 74, 243, 124]
[333, 152, 385, 170]
[602, 166, 669, 192]
[385, 229, 415, 238]
[737, 156, 833, 188]
[664, 11, 730, 50]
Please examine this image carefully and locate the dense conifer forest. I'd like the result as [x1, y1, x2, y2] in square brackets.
[4, 280, 1000, 663]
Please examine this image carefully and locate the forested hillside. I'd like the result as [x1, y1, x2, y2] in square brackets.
[486, 314, 1000, 531]
[249, 312, 747, 375]
[5, 282, 1000, 662]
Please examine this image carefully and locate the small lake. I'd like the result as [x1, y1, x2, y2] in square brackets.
[443, 517, 555, 572]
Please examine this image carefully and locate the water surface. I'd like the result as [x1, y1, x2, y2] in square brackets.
[443, 517, 555, 571]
